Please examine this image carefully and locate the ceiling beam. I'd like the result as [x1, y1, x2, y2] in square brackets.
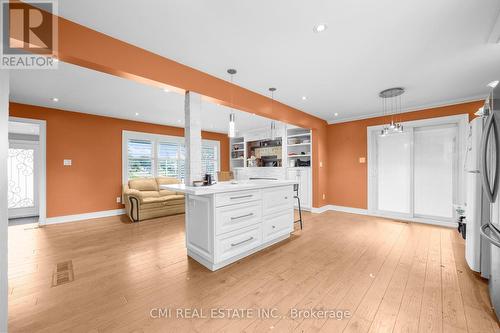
[34, 11, 327, 130]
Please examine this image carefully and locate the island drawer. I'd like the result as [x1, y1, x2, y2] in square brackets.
[262, 186, 294, 216]
[215, 225, 262, 262]
[215, 201, 262, 235]
[262, 210, 294, 242]
[215, 190, 261, 207]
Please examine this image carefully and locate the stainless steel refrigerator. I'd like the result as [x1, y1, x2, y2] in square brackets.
[479, 82, 500, 320]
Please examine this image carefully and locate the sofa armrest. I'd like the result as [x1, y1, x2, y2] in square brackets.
[123, 186, 141, 222]
[123, 188, 141, 198]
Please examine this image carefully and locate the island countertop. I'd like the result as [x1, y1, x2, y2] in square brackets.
[160, 179, 298, 195]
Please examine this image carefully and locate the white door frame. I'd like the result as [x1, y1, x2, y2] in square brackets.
[367, 114, 468, 225]
[9, 116, 47, 224]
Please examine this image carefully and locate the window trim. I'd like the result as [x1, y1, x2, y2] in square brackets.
[122, 130, 221, 184]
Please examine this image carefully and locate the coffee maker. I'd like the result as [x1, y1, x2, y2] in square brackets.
[204, 174, 214, 186]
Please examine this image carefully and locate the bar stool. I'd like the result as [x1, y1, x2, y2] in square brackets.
[294, 183, 303, 230]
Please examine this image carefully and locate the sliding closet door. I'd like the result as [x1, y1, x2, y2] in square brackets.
[413, 125, 457, 220]
[376, 131, 412, 215]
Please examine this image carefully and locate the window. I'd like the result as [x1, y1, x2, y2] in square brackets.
[123, 131, 220, 183]
[157, 141, 183, 178]
[127, 139, 153, 179]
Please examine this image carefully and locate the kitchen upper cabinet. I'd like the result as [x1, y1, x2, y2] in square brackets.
[286, 168, 311, 209]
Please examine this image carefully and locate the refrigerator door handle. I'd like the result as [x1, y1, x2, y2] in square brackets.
[480, 111, 500, 202]
[480, 223, 500, 248]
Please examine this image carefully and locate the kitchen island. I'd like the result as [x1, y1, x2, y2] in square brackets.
[161, 180, 297, 271]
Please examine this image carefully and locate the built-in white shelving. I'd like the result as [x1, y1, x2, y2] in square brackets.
[230, 137, 245, 169]
[286, 127, 311, 168]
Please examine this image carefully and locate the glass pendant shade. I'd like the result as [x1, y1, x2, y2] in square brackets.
[228, 113, 235, 138]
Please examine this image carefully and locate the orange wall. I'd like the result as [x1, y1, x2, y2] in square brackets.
[9, 103, 229, 218]
[327, 101, 483, 209]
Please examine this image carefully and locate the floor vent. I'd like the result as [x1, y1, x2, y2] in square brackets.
[52, 260, 74, 287]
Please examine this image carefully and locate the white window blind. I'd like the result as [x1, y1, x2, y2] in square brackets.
[124, 131, 220, 183]
[127, 139, 153, 179]
[202, 143, 218, 178]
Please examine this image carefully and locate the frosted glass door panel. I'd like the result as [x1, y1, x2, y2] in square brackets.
[377, 132, 411, 214]
[8, 142, 39, 218]
[414, 125, 457, 219]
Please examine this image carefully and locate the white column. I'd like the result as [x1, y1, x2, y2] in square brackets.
[184, 91, 202, 185]
[0, 70, 9, 332]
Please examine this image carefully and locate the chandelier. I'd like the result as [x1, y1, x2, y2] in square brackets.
[379, 87, 405, 136]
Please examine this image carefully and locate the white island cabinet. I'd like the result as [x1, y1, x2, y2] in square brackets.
[161, 180, 297, 271]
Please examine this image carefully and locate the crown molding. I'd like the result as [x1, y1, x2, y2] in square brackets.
[326, 95, 487, 125]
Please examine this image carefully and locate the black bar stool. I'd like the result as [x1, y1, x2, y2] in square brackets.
[294, 183, 303, 230]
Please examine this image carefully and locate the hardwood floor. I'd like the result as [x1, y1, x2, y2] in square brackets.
[8, 211, 499, 332]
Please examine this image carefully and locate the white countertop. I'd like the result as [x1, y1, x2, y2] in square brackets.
[160, 180, 297, 195]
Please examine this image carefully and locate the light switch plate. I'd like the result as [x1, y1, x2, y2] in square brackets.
[63, 159, 72, 166]
[359, 157, 366, 164]
[320, 161, 323, 168]
[116, 197, 121, 203]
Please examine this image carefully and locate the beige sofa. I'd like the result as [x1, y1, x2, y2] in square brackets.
[123, 177, 185, 222]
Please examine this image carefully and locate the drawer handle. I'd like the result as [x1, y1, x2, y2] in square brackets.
[230, 195, 253, 200]
[231, 237, 254, 247]
[231, 213, 254, 220]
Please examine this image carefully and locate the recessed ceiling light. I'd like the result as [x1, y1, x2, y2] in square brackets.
[488, 80, 499, 88]
[302, 96, 307, 101]
[51, 97, 59, 102]
[334, 112, 339, 117]
[313, 24, 327, 33]
[135, 112, 139, 116]
[163, 88, 170, 93]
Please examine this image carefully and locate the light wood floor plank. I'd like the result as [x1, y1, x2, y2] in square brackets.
[7, 211, 498, 333]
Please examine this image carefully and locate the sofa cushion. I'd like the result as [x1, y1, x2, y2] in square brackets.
[142, 194, 184, 204]
[141, 195, 185, 209]
[137, 191, 160, 203]
[164, 194, 184, 203]
[129, 178, 158, 191]
[159, 189, 177, 197]
[156, 177, 180, 195]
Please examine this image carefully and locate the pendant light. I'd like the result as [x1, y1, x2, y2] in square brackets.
[269, 87, 277, 140]
[227, 69, 237, 138]
[379, 87, 405, 136]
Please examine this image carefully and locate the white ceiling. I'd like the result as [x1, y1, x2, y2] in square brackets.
[51, 0, 500, 123]
[9, 61, 274, 134]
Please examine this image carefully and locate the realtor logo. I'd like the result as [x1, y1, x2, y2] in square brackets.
[1, 0, 58, 69]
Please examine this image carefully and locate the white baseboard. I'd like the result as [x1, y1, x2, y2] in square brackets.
[311, 205, 331, 214]
[311, 204, 455, 228]
[43, 208, 126, 225]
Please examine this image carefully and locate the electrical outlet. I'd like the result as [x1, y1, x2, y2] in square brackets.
[322, 193, 326, 200]
[116, 196, 121, 203]
[320, 161, 323, 167]
[63, 159, 72, 166]
[359, 157, 366, 164]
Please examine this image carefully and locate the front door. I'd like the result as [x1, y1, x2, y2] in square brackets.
[8, 141, 39, 218]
